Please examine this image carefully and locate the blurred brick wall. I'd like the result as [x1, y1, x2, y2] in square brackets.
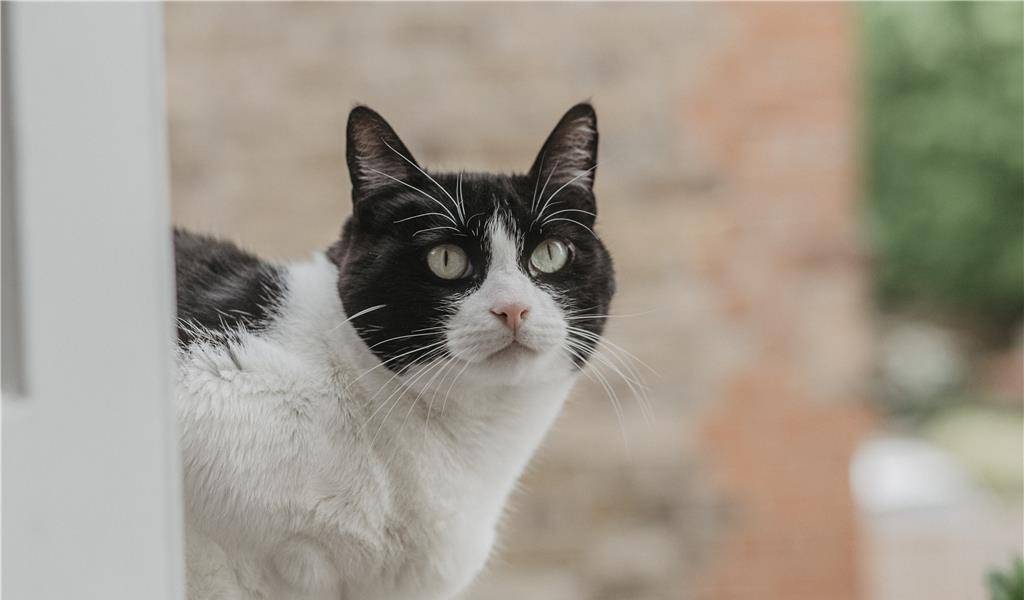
[686, 5, 875, 600]
[166, 4, 873, 599]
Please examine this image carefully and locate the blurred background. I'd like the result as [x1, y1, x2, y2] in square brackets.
[165, 3, 1023, 600]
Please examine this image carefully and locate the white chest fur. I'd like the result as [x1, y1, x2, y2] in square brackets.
[176, 255, 575, 600]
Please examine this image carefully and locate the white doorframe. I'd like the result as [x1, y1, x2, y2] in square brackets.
[2, 3, 184, 598]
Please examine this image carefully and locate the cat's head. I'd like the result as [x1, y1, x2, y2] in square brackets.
[329, 103, 614, 386]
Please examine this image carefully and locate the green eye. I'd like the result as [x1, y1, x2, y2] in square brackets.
[427, 244, 471, 280]
[530, 239, 570, 274]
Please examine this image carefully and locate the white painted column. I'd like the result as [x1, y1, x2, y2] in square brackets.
[2, 3, 184, 598]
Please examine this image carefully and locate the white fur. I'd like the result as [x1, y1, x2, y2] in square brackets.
[177, 223, 578, 599]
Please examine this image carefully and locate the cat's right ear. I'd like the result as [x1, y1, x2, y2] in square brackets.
[346, 106, 421, 204]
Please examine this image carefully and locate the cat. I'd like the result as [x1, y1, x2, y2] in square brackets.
[175, 103, 614, 600]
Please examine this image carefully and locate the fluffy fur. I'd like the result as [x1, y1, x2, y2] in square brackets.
[176, 104, 614, 599]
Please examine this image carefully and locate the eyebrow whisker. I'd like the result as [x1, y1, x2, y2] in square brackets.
[366, 167, 458, 225]
[541, 208, 596, 224]
[534, 158, 561, 216]
[540, 217, 599, 240]
[380, 138, 464, 226]
[394, 212, 456, 224]
[533, 164, 598, 227]
[412, 225, 463, 237]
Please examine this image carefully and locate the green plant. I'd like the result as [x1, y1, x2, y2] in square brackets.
[988, 556, 1024, 600]
[864, 3, 1024, 336]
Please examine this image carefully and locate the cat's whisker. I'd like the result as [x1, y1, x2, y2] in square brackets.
[380, 138, 464, 225]
[530, 151, 546, 213]
[365, 167, 458, 225]
[398, 354, 462, 446]
[381, 347, 469, 452]
[348, 340, 448, 386]
[567, 326, 658, 376]
[466, 212, 487, 230]
[456, 171, 467, 223]
[568, 338, 650, 395]
[410, 325, 449, 334]
[393, 212, 455, 224]
[366, 352, 450, 443]
[568, 337, 657, 421]
[424, 353, 464, 431]
[566, 341, 639, 435]
[359, 346, 449, 419]
[566, 329, 655, 424]
[564, 310, 657, 320]
[413, 225, 462, 238]
[568, 338, 654, 426]
[367, 331, 445, 350]
[540, 208, 596, 225]
[563, 345, 630, 453]
[541, 217, 599, 240]
[533, 164, 598, 227]
[352, 344, 446, 392]
[326, 304, 388, 335]
[439, 354, 474, 418]
[534, 158, 561, 217]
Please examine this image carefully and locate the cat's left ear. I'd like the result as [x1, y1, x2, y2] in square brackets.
[346, 105, 422, 205]
[528, 103, 599, 198]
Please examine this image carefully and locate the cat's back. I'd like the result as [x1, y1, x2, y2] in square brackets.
[174, 228, 286, 345]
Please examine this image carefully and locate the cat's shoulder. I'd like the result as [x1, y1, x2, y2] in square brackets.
[173, 228, 287, 346]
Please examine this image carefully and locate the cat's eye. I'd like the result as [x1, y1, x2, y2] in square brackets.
[530, 239, 571, 274]
[427, 244, 471, 280]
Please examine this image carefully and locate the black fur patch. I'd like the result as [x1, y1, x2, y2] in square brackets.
[174, 229, 286, 346]
[328, 104, 615, 372]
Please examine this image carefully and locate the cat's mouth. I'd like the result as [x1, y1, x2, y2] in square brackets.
[485, 340, 536, 362]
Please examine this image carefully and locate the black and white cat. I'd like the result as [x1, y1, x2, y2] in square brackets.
[175, 103, 615, 599]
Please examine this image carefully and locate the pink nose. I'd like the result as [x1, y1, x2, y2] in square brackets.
[491, 303, 529, 332]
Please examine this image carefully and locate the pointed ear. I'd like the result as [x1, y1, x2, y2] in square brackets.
[346, 106, 421, 203]
[528, 103, 598, 197]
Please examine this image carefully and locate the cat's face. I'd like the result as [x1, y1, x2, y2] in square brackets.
[329, 104, 614, 386]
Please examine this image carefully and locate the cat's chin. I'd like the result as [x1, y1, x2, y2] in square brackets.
[485, 341, 535, 363]
[457, 343, 573, 387]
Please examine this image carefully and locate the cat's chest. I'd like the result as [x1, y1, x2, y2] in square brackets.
[176, 343, 503, 593]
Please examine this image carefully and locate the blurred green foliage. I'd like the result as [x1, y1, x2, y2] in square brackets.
[864, 3, 1024, 335]
[987, 556, 1024, 600]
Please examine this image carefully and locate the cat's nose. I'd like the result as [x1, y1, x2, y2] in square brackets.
[491, 303, 529, 332]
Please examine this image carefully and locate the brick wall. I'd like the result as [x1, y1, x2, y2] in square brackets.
[685, 5, 875, 599]
[166, 4, 873, 598]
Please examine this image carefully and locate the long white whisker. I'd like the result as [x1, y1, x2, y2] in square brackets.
[541, 217, 599, 239]
[397, 354, 461, 444]
[412, 225, 462, 237]
[567, 327, 658, 376]
[359, 346, 449, 415]
[327, 304, 387, 334]
[456, 171, 466, 223]
[366, 352, 449, 442]
[425, 347, 476, 438]
[393, 212, 454, 224]
[564, 310, 657, 320]
[564, 346, 629, 453]
[535, 158, 561, 216]
[530, 151, 546, 213]
[541, 208, 596, 224]
[533, 164, 598, 227]
[365, 167, 458, 225]
[567, 339, 653, 426]
[380, 139, 463, 225]
[348, 340, 447, 385]
[367, 331, 444, 350]
[439, 358, 472, 418]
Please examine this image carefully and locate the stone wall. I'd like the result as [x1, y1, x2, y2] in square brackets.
[166, 4, 873, 598]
